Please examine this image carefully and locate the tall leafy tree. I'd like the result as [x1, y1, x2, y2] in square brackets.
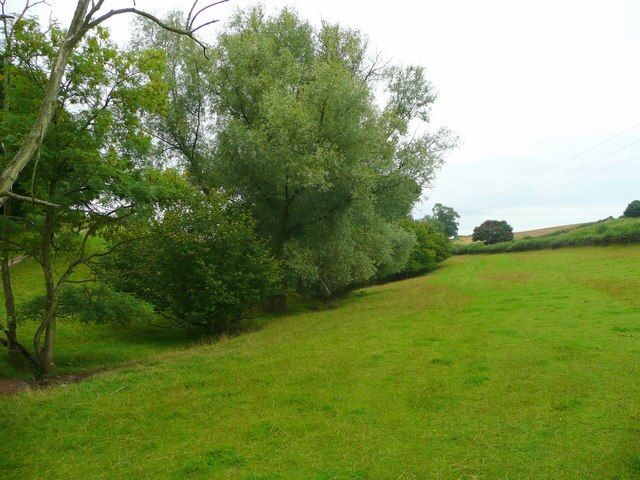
[130, 12, 216, 191]
[206, 8, 456, 301]
[472, 220, 514, 244]
[0, 17, 167, 374]
[428, 203, 460, 238]
[0, 0, 227, 209]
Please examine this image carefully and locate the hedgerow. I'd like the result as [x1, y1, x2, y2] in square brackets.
[453, 218, 640, 255]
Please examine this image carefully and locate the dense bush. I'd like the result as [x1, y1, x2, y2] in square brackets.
[623, 200, 640, 218]
[472, 220, 514, 244]
[454, 218, 640, 254]
[100, 193, 282, 333]
[396, 219, 450, 276]
[19, 284, 157, 326]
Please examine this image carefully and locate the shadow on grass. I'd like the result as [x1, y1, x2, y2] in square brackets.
[1, 267, 446, 383]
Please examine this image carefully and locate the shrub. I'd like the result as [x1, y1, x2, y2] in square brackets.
[397, 219, 450, 276]
[472, 220, 514, 244]
[623, 200, 640, 218]
[100, 192, 282, 333]
[19, 284, 157, 326]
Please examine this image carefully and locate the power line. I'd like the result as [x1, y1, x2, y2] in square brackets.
[460, 120, 640, 214]
[484, 151, 640, 215]
[462, 137, 640, 216]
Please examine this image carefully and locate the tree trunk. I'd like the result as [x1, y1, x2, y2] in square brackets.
[0, 20, 17, 356]
[265, 293, 287, 313]
[264, 190, 292, 313]
[38, 295, 58, 375]
[35, 209, 57, 375]
[0, 199, 26, 367]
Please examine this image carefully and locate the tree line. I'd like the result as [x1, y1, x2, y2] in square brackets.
[0, 3, 456, 375]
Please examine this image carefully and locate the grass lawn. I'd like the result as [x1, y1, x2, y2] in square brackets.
[0, 259, 193, 380]
[1, 246, 640, 479]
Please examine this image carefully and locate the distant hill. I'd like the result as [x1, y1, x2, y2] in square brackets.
[453, 217, 640, 254]
[455, 222, 590, 245]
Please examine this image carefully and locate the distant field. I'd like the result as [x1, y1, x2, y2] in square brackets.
[455, 222, 589, 245]
[2, 246, 640, 479]
[453, 217, 640, 255]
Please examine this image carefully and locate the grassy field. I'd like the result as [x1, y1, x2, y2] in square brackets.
[2, 246, 640, 478]
[454, 217, 640, 254]
[0, 259, 193, 380]
[455, 222, 590, 245]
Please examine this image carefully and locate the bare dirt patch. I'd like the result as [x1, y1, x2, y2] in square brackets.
[0, 378, 29, 395]
[9, 255, 26, 266]
[0, 369, 107, 396]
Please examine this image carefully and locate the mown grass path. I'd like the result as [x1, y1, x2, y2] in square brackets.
[1, 247, 639, 479]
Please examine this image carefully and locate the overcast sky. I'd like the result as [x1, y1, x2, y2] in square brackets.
[27, 0, 640, 233]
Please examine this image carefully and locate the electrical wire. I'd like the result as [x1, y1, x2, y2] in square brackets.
[481, 151, 640, 215]
[460, 120, 640, 215]
[462, 137, 640, 216]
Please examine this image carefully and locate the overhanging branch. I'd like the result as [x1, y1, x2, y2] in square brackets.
[0, 191, 59, 208]
[83, 1, 230, 58]
[0, 0, 227, 210]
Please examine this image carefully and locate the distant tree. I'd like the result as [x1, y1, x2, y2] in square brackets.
[472, 220, 514, 244]
[623, 200, 640, 218]
[428, 203, 460, 238]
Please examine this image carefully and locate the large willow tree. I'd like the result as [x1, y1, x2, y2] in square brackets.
[207, 8, 456, 300]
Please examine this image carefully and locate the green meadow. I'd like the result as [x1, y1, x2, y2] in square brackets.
[0, 259, 193, 380]
[453, 217, 640, 254]
[2, 246, 640, 479]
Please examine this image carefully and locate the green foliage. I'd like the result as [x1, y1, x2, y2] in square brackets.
[426, 203, 460, 238]
[374, 222, 419, 279]
[397, 218, 450, 276]
[130, 13, 214, 189]
[472, 220, 514, 244]
[18, 284, 156, 325]
[100, 192, 282, 333]
[2, 23, 166, 245]
[0, 15, 170, 371]
[623, 200, 640, 218]
[201, 7, 455, 298]
[455, 217, 640, 254]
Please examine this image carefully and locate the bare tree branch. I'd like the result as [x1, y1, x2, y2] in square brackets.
[0, 191, 59, 207]
[83, 2, 229, 57]
[188, 1, 229, 30]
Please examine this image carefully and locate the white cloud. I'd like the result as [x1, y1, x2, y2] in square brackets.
[34, 0, 640, 232]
